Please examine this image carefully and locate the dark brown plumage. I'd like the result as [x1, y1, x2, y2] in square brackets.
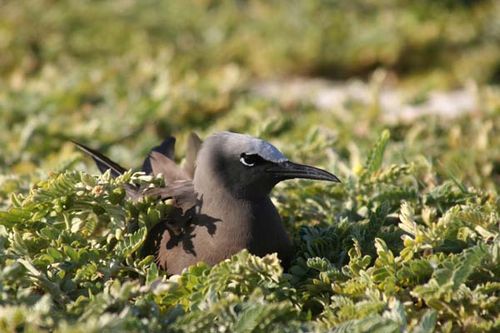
[74, 132, 340, 274]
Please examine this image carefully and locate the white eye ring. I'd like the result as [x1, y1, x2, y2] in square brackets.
[240, 156, 255, 167]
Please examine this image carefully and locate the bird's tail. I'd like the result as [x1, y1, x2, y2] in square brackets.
[72, 140, 142, 198]
[73, 133, 203, 197]
[72, 141, 127, 178]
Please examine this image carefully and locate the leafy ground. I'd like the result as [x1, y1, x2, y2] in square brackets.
[0, 1, 499, 332]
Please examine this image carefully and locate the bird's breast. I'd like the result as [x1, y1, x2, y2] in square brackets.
[161, 193, 292, 274]
[192, 196, 292, 266]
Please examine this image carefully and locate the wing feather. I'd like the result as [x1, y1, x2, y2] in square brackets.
[142, 136, 176, 174]
[142, 179, 197, 214]
[183, 132, 202, 178]
[148, 151, 191, 182]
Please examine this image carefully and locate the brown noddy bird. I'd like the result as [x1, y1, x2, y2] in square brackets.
[74, 132, 340, 274]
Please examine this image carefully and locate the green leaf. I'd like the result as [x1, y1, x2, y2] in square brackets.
[411, 310, 437, 333]
[115, 226, 148, 258]
[363, 130, 391, 176]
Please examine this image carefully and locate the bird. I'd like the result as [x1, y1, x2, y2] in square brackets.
[74, 132, 340, 275]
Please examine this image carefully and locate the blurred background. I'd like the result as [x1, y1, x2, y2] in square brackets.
[1, 3, 499, 330]
[0, 0, 499, 191]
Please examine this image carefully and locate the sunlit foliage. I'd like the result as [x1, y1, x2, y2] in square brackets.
[0, 1, 499, 332]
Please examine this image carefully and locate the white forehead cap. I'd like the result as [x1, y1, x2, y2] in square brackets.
[216, 132, 288, 163]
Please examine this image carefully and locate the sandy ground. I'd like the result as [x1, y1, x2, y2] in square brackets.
[252, 78, 479, 122]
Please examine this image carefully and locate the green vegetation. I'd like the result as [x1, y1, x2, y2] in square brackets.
[0, 1, 499, 332]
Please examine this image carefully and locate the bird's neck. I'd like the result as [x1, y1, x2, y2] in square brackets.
[193, 171, 275, 224]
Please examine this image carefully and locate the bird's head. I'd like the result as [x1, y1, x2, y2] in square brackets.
[194, 132, 340, 199]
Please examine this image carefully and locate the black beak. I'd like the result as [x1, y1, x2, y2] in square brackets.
[266, 161, 341, 183]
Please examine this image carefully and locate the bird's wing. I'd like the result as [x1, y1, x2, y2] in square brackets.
[140, 179, 199, 272]
[183, 132, 202, 178]
[147, 151, 191, 182]
[142, 179, 197, 214]
[74, 137, 193, 196]
[141, 135, 194, 182]
[141, 136, 176, 174]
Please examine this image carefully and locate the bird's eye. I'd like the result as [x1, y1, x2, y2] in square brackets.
[240, 153, 260, 167]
